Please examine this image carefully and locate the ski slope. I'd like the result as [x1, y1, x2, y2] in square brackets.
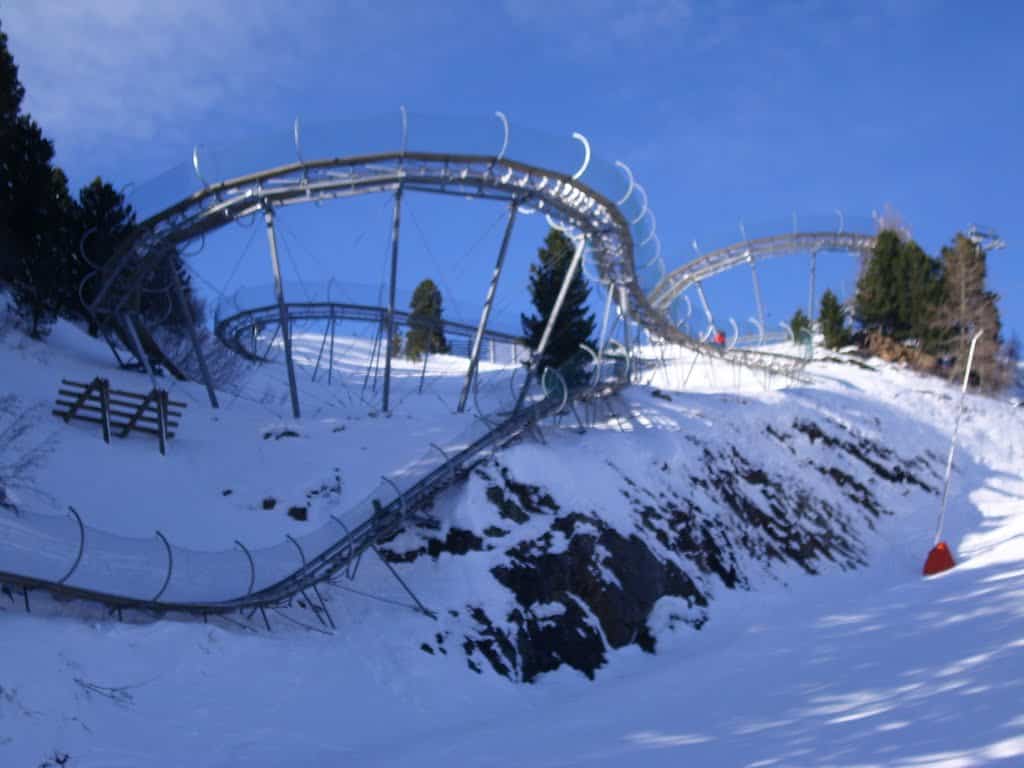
[1, 315, 1023, 767]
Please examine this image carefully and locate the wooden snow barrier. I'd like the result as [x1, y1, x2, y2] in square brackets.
[52, 377, 186, 455]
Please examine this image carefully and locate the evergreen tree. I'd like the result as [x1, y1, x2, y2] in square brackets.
[931, 233, 1007, 390]
[0, 19, 27, 284]
[818, 289, 850, 350]
[855, 229, 944, 347]
[70, 178, 137, 330]
[404, 278, 449, 361]
[0, 20, 22, 131]
[789, 308, 811, 342]
[2, 109, 80, 337]
[521, 228, 595, 375]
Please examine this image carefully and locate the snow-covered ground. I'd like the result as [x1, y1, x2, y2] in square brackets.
[2, 313, 1023, 767]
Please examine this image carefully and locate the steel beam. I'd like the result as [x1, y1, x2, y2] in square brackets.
[382, 185, 403, 413]
[458, 201, 518, 412]
[168, 260, 219, 408]
[808, 249, 817, 321]
[263, 204, 301, 419]
[618, 284, 632, 383]
[514, 235, 587, 412]
[749, 256, 766, 344]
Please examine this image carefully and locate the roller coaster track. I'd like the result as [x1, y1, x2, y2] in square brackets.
[215, 301, 525, 362]
[3, 119, 863, 620]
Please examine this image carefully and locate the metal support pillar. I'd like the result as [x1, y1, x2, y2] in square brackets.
[514, 235, 587, 412]
[263, 205, 301, 419]
[618, 284, 632, 383]
[749, 258, 765, 343]
[168, 261, 218, 408]
[694, 280, 715, 331]
[458, 201, 518, 412]
[808, 249, 817, 321]
[595, 281, 616, 376]
[328, 316, 336, 385]
[382, 185, 404, 413]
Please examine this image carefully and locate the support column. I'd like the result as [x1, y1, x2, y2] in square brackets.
[382, 185, 404, 413]
[263, 204, 301, 419]
[514, 235, 586, 412]
[808, 249, 817, 321]
[328, 315, 336, 385]
[595, 280, 616, 376]
[618, 284, 632, 383]
[458, 201, 518, 412]
[748, 257, 765, 343]
[168, 259, 219, 408]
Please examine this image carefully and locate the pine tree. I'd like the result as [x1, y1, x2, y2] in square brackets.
[0, 19, 27, 284]
[818, 290, 850, 350]
[855, 229, 944, 347]
[931, 233, 1007, 390]
[789, 308, 811, 342]
[521, 228, 595, 376]
[70, 178, 137, 330]
[404, 279, 449, 361]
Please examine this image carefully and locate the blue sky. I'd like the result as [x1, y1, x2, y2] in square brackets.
[3, 0, 1022, 343]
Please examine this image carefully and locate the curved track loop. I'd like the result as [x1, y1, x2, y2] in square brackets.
[215, 302, 524, 362]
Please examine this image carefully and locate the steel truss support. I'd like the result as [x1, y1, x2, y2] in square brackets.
[372, 545, 434, 618]
[262, 204, 301, 419]
[382, 185, 404, 413]
[595, 281, 616, 374]
[618, 284, 632, 383]
[168, 260, 219, 408]
[514, 235, 587, 413]
[458, 200, 519, 412]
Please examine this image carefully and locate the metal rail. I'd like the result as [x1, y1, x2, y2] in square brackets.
[215, 301, 526, 362]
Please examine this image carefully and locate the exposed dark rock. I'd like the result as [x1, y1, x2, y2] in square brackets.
[287, 506, 307, 522]
[261, 497, 276, 510]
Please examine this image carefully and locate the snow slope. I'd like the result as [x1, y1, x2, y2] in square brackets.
[2, 313, 1023, 767]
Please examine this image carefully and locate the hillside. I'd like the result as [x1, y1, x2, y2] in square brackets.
[1, 312, 1022, 767]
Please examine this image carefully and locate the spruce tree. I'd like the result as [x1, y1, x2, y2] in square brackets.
[71, 178, 137, 329]
[404, 278, 449, 361]
[789, 308, 811, 342]
[818, 290, 850, 350]
[521, 228, 595, 376]
[855, 229, 943, 346]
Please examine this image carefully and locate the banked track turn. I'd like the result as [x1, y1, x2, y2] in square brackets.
[2, 115, 875, 621]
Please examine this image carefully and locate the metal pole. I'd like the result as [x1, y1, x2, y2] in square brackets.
[514, 235, 586, 412]
[618, 284, 632, 383]
[808, 249, 817, 321]
[168, 260, 219, 408]
[263, 205, 301, 419]
[383, 185, 404, 413]
[936, 329, 984, 545]
[327, 315, 336, 385]
[595, 281, 616, 376]
[749, 257, 765, 342]
[458, 201, 518, 412]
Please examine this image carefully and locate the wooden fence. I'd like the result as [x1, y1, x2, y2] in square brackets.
[52, 377, 186, 455]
